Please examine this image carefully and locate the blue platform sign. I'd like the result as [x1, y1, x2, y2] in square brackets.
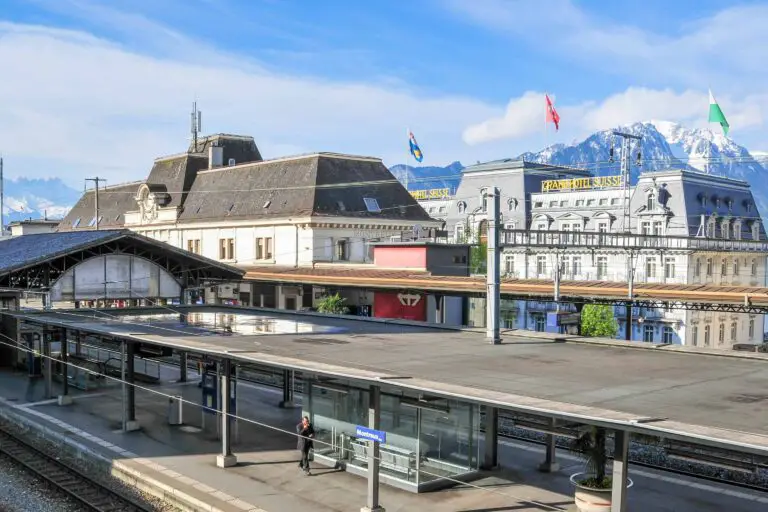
[356, 425, 386, 444]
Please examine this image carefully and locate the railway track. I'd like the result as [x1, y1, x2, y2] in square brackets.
[0, 425, 156, 512]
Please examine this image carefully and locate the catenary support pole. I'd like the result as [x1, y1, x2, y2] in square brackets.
[486, 186, 501, 344]
[362, 385, 385, 512]
[611, 430, 630, 512]
[216, 358, 237, 468]
[43, 329, 52, 399]
[482, 406, 498, 469]
[122, 341, 139, 432]
[58, 328, 72, 405]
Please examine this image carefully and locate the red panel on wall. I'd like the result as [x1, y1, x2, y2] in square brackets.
[373, 246, 427, 269]
[373, 291, 427, 322]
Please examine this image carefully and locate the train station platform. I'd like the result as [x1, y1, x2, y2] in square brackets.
[0, 367, 764, 512]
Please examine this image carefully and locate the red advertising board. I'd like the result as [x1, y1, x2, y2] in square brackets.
[373, 291, 426, 322]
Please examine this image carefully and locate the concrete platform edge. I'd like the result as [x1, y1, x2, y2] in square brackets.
[0, 401, 266, 512]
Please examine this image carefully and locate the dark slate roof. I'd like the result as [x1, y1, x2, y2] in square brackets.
[0, 230, 243, 278]
[57, 183, 140, 232]
[145, 154, 208, 209]
[0, 230, 125, 274]
[189, 134, 263, 166]
[177, 153, 433, 223]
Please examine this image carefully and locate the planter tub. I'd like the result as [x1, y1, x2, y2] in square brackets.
[570, 473, 633, 512]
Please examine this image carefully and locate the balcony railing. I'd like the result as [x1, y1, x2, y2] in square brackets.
[502, 229, 768, 253]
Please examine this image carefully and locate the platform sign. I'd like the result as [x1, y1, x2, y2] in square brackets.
[355, 426, 386, 444]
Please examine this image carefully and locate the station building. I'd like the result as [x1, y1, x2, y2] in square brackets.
[417, 160, 768, 348]
[57, 134, 440, 313]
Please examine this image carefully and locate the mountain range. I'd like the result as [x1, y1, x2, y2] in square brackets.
[396, 121, 768, 217]
[1, 177, 82, 225]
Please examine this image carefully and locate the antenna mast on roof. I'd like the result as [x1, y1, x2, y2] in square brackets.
[191, 101, 202, 152]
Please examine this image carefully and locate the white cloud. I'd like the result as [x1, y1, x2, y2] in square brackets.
[463, 87, 766, 145]
[0, 21, 504, 186]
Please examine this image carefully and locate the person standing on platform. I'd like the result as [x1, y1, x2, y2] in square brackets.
[297, 416, 315, 475]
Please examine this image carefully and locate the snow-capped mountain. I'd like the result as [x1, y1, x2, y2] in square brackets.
[1, 178, 81, 224]
[518, 121, 768, 215]
[389, 161, 463, 192]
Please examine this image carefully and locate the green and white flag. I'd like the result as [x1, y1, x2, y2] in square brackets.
[708, 89, 729, 135]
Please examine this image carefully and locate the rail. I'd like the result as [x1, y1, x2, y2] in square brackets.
[0, 424, 154, 512]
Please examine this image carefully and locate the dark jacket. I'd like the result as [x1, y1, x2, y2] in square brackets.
[297, 423, 315, 452]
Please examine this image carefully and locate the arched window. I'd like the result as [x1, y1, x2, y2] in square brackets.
[507, 198, 517, 211]
[704, 325, 711, 346]
[457, 201, 467, 214]
[480, 188, 488, 212]
[730, 322, 737, 342]
[694, 258, 701, 277]
[718, 323, 725, 344]
[646, 191, 656, 211]
[733, 219, 742, 240]
[691, 325, 698, 346]
[721, 220, 730, 240]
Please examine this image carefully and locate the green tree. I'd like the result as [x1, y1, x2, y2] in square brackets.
[457, 224, 487, 274]
[316, 293, 349, 315]
[580, 304, 619, 337]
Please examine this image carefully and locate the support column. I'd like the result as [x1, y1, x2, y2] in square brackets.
[486, 187, 501, 344]
[624, 302, 632, 341]
[279, 370, 295, 408]
[178, 351, 188, 383]
[482, 406, 498, 469]
[122, 341, 139, 432]
[217, 358, 237, 468]
[43, 329, 52, 399]
[362, 384, 385, 512]
[611, 430, 630, 512]
[58, 328, 72, 406]
[538, 418, 559, 472]
[74, 330, 82, 356]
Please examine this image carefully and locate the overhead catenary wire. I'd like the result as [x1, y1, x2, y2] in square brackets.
[0, 333, 567, 511]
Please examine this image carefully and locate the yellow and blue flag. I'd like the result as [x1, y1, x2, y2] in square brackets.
[408, 130, 423, 162]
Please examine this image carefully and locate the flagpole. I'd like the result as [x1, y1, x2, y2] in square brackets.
[405, 127, 410, 191]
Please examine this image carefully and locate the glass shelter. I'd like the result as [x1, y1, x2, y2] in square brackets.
[304, 377, 481, 492]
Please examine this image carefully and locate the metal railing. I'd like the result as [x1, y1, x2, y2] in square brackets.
[502, 229, 768, 253]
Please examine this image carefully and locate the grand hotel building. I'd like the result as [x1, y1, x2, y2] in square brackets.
[417, 159, 768, 349]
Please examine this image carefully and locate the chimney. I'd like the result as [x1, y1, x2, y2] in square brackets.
[208, 145, 224, 169]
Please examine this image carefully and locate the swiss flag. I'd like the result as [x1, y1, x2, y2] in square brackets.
[545, 94, 560, 131]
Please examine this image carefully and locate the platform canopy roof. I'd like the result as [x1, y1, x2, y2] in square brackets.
[0, 230, 243, 290]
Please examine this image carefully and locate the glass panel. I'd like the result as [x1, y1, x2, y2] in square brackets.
[417, 400, 479, 485]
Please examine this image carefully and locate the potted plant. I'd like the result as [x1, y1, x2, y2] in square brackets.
[569, 427, 632, 512]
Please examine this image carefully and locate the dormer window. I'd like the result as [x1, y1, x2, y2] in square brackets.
[746, 202, 753, 213]
[701, 195, 708, 207]
[727, 199, 733, 212]
[733, 219, 742, 240]
[752, 221, 761, 240]
[647, 191, 656, 211]
[716, 198, 722, 209]
[457, 201, 467, 213]
[507, 198, 518, 211]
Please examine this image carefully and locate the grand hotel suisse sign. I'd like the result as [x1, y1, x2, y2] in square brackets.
[541, 175, 622, 193]
[410, 188, 451, 200]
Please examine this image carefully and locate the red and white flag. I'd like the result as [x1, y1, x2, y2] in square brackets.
[545, 94, 560, 131]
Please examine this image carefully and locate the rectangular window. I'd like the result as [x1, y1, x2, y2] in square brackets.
[664, 257, 675, 279]
[643, 324, 654, 343]
[646, 257, 657, 278]
[549, 200, 557, 207]
[599, 198, 608, 206]
[456, 224, 465, 242]
[219, 238, 235, 260]
[749, 318, 755, 339]
[561, 223, 570, 232]
[730, 322, 738, 342]
[256, 237, 274, 260]
[534, 201, 543, 208]
[534, 314, 546, 332]
[751, 258, 757, 276]
[653, 221, 663, 236]
[596, 256, 608, 280]
[694, 258, 701, 277]
[734, 258, 740, 275]
[575, 199, 585, 207]
[611, 198, 620, 205]
[721, 258, 727, 276]
[662, 326, 673, 344]
[641, 222, 651, 235]
[587, 199, 595, 206]
[536, 255, 547, 276]
[572, 256, 582, 276]
[691, 325, 698, 346]
[559, 200, 567, 207]
[706, 258, 713, 276]
[336, 239, 349, 261]
[186, 239, 201, 254]
[505, 255, 515, 276]
[363, 197, 381, 213]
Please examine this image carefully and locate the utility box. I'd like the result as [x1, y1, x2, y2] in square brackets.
[168, 396, 183, 425]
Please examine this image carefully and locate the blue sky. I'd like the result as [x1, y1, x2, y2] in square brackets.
[0, 0, 766, 185]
